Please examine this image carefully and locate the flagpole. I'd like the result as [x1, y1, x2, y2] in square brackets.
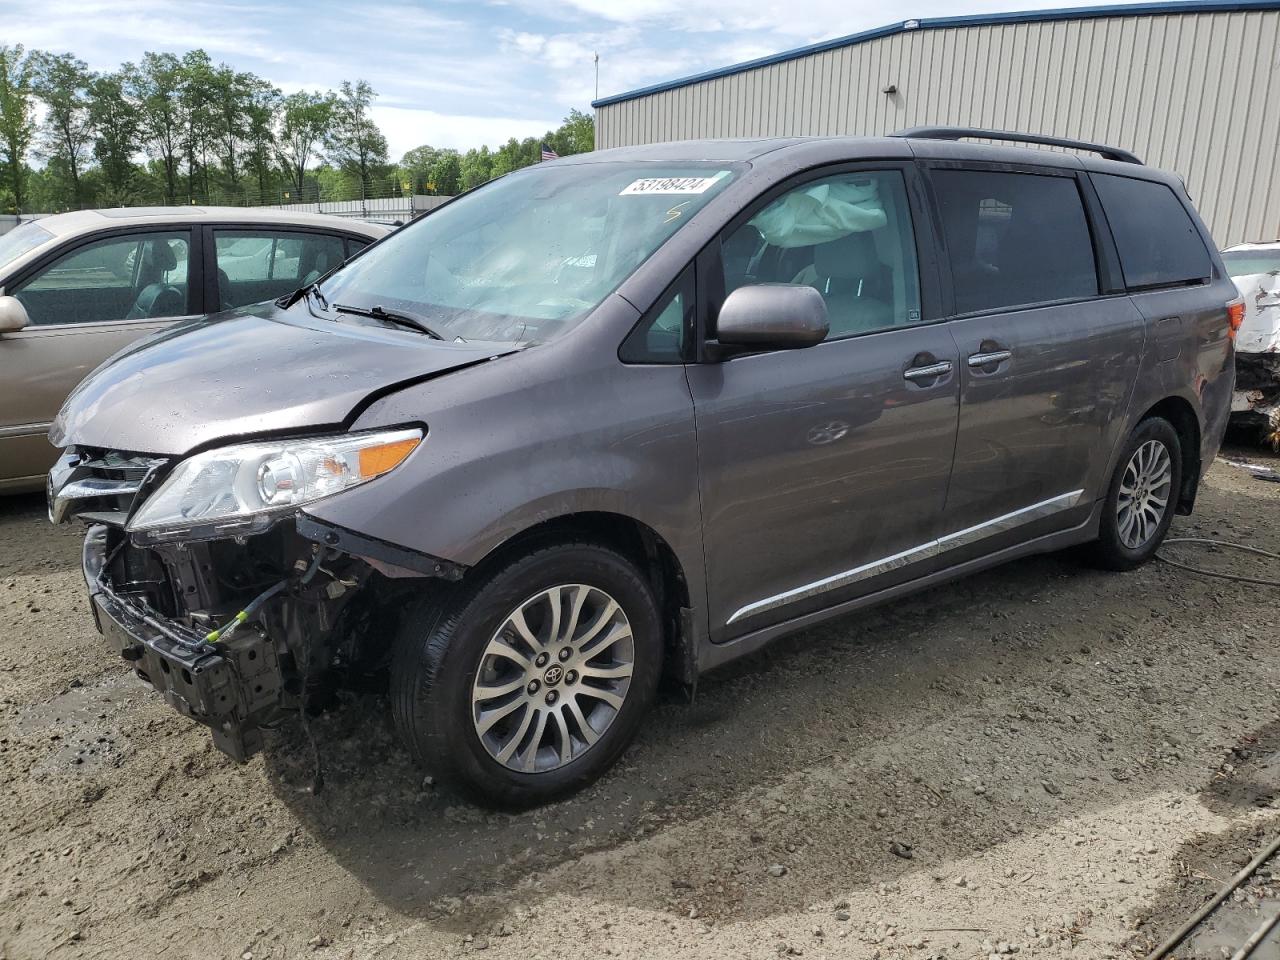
[594, 52, 599, 101]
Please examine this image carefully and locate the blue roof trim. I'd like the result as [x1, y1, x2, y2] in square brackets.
[591, 0, 1280, 108]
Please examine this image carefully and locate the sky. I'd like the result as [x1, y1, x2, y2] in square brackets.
[1, 0, 1115, 161]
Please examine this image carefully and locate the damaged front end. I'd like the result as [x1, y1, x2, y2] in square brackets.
[50, 436, 461, 762]
[1230, 268, 1280, 447]
[1233, 352, 1280, 447]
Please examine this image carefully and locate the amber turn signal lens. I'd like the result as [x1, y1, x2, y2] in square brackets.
[1227, 300, 1245, 340]
[358, 437, 420, 477]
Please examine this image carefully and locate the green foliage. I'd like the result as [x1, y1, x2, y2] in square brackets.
[0, 44, 36, 212]
[327, 79, 389, 190]
[88, 71, 139, 195]
[0, 44, 598, 213]
[277, 90, 335, 196]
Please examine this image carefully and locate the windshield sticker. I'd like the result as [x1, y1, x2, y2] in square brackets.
[620, 172, 729, 196]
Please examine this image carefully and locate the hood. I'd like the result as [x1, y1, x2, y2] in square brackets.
[51, 302, 513, 455]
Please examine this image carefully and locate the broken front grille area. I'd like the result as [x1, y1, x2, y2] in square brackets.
[48, 446, 168, 526]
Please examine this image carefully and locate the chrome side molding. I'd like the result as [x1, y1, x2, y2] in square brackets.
[725, 490, 1084, 626]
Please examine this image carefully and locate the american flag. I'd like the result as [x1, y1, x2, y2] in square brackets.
[540, 143, 559, 161]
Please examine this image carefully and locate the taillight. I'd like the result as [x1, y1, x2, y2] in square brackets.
[1227, 299, 1245, 340]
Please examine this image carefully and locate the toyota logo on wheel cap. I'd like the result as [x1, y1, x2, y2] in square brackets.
[543, 664, 564, 685]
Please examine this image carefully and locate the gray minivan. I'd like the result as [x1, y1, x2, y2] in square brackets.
[48, 128, 1237, 806]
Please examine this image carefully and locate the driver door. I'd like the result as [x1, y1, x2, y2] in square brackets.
[0, 228, 198, 489]
[686, 164, 960, 641]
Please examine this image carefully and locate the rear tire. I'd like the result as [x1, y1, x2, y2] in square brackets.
[1089, 417, 1182, 571]
[390, 541, 662, 808]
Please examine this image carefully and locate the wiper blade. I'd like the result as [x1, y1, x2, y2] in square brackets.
[333, 303, 451, 341]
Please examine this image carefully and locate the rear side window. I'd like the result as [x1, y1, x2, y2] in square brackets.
[932, 169, 1098, 314]
[1092, 174, 1212, 290]
[214, 230, 346, 310]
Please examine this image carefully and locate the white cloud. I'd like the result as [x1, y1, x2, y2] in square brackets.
[370, 105, 561, 159]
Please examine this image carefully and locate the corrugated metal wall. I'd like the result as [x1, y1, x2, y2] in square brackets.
[596, 8, 1280, 246]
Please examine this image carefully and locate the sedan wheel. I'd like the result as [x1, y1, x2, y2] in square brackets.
[472, 584, 634, 773]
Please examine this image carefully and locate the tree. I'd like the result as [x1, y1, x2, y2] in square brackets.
[326, 79, 387, 191]
[31, 52, 95, 207]
[549, 108, 594, 156]
[458, 146, 492, 191]
[178, 50, 221, 201]
[202, 62, 259, 190]
[88, 70, 139, 197]
[0, 44, 35, 213]
[130, 53, 186, 203]
[243, 79, 280, 200]
[399, 143, 439, 193]
[428, 150, 461, 195]
[276, 90, 334, 197]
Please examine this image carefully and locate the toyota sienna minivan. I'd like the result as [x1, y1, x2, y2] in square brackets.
[47, 128, 1237, 806]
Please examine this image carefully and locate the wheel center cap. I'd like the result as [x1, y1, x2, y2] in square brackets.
[543, 664, 564, 686]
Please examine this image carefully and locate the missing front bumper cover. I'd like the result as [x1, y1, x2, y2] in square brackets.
[84, 527, 288, 762]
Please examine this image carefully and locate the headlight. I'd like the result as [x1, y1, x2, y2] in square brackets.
[127, 428, 421, 538]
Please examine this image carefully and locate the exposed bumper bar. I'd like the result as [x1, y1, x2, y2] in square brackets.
[83, 528, 285, 762]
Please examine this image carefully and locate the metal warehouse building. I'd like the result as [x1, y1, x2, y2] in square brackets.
[592, 0, 1280, 246]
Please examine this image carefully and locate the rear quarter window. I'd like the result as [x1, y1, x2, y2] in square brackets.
[1092, 174, 1212, 290]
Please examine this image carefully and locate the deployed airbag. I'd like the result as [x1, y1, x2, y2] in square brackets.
[750, 178, 887, 248]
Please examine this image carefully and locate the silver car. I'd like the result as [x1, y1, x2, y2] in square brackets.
[0, 207, 387, 492]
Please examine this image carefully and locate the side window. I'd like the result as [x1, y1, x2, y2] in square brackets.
[719, 170, 921, 341]
[931, 169, 1099, 314]
[214, 230, 346, 310]
[1091, 174, 1212, 290]
[345, 236, 371, 258]
[620, 267, 692, 363]
[14, 231, 190, 326]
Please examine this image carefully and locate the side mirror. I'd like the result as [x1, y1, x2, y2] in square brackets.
[0, 296, 29, 334]
[714, 284, 828, 353]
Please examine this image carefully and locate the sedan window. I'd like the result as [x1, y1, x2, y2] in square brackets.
[0, 221, 53, 272]
[13, 232, 191, 326]
[215, 230, 346, 310]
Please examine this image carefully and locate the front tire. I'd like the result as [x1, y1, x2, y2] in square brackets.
[1089, 417, 1182, 570]
[390, 541, 662, 808]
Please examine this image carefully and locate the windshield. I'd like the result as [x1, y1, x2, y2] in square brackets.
[0, 221, 53, 275]
[319, 161, 740, 344]
[1222, 249, 1280, 277]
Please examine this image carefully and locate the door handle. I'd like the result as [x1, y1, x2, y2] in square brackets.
[903, 360, 953, 381]
[967, 349, 1012, 367]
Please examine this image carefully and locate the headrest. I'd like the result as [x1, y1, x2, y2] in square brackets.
[147, 240, 177, 273]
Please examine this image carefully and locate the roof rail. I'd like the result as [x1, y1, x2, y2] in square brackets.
[891, 126, 1143, 164]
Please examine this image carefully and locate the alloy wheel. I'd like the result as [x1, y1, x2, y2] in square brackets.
[471, 584, 635, 773]
[1116, 438, 1173, 550]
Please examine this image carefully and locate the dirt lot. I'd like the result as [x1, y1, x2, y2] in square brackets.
[2, 450, 1279, 960]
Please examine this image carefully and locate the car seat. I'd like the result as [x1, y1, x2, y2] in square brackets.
[125, 241, 184, 320]
[800, 232, 893, 336]
[301, 246, 340, 287]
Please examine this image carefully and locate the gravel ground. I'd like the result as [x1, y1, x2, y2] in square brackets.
[2, 449, 1278, 960]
